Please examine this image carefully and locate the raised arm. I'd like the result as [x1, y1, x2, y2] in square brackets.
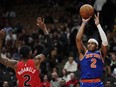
[94, 13, 108, 58]
[0, 30, 18, 70]
[34, 17, 54, 66]
[76, 18, 90, 60]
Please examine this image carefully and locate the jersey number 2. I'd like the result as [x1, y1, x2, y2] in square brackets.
[23, 75, 31, 86]
[91, 58, 97, 68]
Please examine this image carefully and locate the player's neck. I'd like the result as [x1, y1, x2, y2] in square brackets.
[88, 50, 97, 52]
[21, 58, 30, 61]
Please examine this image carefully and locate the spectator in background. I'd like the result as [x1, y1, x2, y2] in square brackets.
[3, 23, 13, 35]
[41, 74, 50, 87]
[49, 47, 58, 69]
[64, 56, 77, 74]
[9, 10, 16, 18]
[50, 72, 61, 87]
[110, 54, 116, 78]
[52, 67, 59, 74]
[2, 9, 16, 19]
[2, 81, 9, 87]
[61, 69, 70, 82]
[66, 73, 79, 87]
[103, 53, 111, 78]
[5, 30, 17, 47]
[0, 47, 7, 58]
[59, 79, 66, 87]
[112, 68, 116, 78]
[104, 81, 112, 87]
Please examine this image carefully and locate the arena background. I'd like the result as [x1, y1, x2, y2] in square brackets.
[0, 0, 116, 87]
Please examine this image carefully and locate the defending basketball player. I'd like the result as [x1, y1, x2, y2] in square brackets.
[76, 13, 108, 87]
[0, 17, 54, 87]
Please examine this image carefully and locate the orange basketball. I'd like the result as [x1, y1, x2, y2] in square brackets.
[79, 4, 94, 19]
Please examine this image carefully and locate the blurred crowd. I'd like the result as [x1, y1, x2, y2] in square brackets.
[0, 0, 116, 87]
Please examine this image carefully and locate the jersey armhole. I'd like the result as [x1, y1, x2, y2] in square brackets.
[80, 50, 88, 61]
[99, 51, 104, 63]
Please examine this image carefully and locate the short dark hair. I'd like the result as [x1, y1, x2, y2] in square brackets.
[19, 45, 31, 58]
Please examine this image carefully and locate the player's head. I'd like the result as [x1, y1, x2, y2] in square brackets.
[19, 45, 32, 59]
[87, 38, 98, 51]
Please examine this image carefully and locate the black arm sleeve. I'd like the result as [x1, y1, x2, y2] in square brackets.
[41, 34, 54, 57]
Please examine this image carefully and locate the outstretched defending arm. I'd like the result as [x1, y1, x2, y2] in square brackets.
[0, 30, 18, 70]
[34, 17, 54, 65]
[94, 13, 108, 57]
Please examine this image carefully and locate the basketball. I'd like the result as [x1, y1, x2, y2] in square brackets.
[79, 4, 94, 19]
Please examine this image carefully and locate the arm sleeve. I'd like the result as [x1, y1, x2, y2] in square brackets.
[97, 24, 108, 46]
[41, 34, 54, 57]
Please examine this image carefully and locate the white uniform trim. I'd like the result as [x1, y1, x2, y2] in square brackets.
[88, 38, 99, 46]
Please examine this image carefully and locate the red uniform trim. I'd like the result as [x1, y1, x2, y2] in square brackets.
[80, 78, 101, 83]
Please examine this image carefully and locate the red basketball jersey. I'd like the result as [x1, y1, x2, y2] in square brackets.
[16, 59, 41, 87]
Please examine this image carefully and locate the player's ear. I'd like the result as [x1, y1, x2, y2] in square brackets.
[95, 43, 98, 50]
[97, 46, 98, 49]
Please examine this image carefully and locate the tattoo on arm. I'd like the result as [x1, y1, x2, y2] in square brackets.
[0, 56, 18, 69]
[34, 54, 45, 65]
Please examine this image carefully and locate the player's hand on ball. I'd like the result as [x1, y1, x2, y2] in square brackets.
[94, 12, 100, 25]
[0, 29, 6, 40]
[82, 16, 91, 24]
[37, 17, 47, 30]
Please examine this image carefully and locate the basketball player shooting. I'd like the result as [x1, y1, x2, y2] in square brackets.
[0, 17, 54, 87]
[76, 13, 108, 87]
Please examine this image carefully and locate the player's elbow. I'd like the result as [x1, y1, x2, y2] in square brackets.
[76, 34, 81, 40]
[76, 36, 81, 43]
